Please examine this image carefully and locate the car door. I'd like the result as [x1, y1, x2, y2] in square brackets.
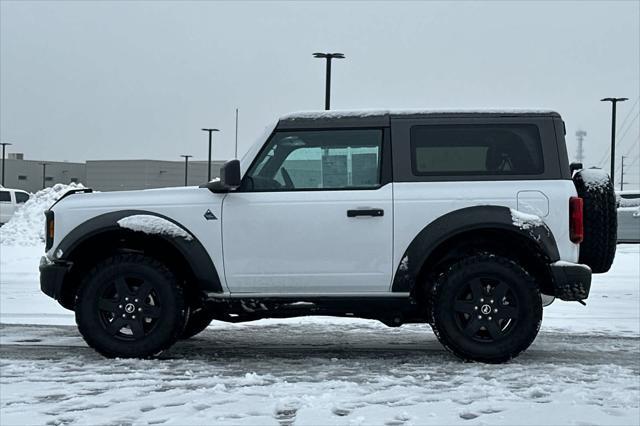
[222, 127, 393, 294]
[0, 190, 15, 224]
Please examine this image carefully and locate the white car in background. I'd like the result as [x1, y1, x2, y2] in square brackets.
[0, 187, 30, 225]
[617, 190, 640, 243]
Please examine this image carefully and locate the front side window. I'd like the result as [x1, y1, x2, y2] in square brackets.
[411, 124, 544, 176]
[244, 129, 383, 191]
[15, 192, 29, 204]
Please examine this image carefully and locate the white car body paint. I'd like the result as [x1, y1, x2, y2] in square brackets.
[392, 180, 579, 282]
[222, 184, 393, 293]
[47, 186, 229, 291]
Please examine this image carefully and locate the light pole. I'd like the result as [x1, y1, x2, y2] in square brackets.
[601, 97, 628, 179]
[201, 128, 219, 181]
[180, 155, 192, 186]
[313, 52, 345, 110]
[0, 142, 12, 187]
[40, 162, 49, 189]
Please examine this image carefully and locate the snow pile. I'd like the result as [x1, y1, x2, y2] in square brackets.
[0, 183, 85, 246]
[579, 168, 611, 192]
[117, 215, 193, 241]
[510, 208, 543, 230]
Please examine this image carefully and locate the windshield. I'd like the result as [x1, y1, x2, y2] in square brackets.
[240, 121, 277, 176]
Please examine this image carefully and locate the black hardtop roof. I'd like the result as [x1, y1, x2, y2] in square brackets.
[277, 109, 561, 129]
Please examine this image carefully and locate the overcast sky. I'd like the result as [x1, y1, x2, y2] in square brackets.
[1, 1, 639, 184]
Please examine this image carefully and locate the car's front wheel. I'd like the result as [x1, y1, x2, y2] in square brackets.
[75, 254, 186, 358]
[430, 254, 542, 363]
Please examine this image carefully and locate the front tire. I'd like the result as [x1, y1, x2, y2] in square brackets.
[430, 254, 542, 363]
[75, 254, 186, 358]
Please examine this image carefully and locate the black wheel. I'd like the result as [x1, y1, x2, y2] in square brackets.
[430, 254, 542, 363]
[573, 168, 617, 273]
[75, 254, 186, 358]
[179, 306, 216, 339]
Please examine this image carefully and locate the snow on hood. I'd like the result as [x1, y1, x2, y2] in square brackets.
[117, 215, 193, 241]
[0, 183, 86, 246]
[510, 208, 543, 230]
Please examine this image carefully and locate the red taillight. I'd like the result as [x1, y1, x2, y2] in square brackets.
[569, 196, 584, 244]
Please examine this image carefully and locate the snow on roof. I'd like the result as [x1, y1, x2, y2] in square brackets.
[280, 109, 559, 120]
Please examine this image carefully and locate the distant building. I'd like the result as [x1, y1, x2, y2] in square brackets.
[2, 156, 86, 193]
[86, 160, 224, 191]
[1, 154, 224, 193]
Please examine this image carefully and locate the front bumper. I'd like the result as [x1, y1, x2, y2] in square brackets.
[549, 261, 592, 301]
[39, 256, 70, 301]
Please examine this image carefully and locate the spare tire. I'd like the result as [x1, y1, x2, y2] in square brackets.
[573, 168, 617, 273]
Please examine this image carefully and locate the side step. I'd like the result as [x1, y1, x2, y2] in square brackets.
[202, 293, 427, 326]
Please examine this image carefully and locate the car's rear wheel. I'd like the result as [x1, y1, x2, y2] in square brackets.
[430, 254, 542, 363]
[180, 306, 216, 339]
[76, 254, 186, 358]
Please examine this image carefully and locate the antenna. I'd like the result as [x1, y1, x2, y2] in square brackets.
[235, 108, 239, 159]
[575, 130, 587, 164]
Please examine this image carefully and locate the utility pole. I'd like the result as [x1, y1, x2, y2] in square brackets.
[40, 162, 49, 189]
[620, 156, 626, 191]
[0, 142, 12, 187]
[601, 97, 628, 178]
[575, 130, 586, 164]
[313, 52, 345, 110]
[201, 128, 219, 181]
[180, 155, 192, 186]
[235, 108, 239, 159]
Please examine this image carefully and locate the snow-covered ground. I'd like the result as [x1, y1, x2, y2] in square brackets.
[1, 243, 638, 425]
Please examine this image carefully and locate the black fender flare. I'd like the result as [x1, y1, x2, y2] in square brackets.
[56, 210, 223, 293]
[391, 205, 560, 292]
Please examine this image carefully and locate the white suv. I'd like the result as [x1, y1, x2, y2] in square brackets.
[0, 187, 30, 225]
[39, 110, 617, 363]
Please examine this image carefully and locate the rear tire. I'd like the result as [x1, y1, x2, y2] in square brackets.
[573, 169, 617, 273]
[180, 307, 216, 339]
[430, 255, 542, 363]
[75, 254, 186, 358]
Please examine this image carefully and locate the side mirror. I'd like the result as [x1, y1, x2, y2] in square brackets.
[200, 159, 241, 193]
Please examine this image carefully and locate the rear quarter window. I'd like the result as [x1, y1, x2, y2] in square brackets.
[15, 192, 29, 204]
[410, 124, 544, 176]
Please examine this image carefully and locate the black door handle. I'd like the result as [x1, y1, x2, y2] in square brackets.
[347, 208, 384, 217]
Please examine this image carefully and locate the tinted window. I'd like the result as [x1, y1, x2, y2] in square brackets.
[245, 129, 383, 191]
[411, 124, 544, 175]
[15, 192, 29, 204]
[0, 191, 10, 202]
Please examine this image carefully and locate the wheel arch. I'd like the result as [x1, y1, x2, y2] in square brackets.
[55, 210, 223, 309]
[392, 206, 560, 297]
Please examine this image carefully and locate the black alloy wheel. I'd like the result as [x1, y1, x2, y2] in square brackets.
[76, 254, 185, 358]
[431, 254, 542, 363]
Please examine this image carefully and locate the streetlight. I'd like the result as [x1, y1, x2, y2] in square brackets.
[40, 162, 49, 189]
[201, 128, 220, 181]
[0, 142, 12, 187]
[180, 155, 192, 186]
[313, 52, 345, 110]
[601, 97, 628, 179]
